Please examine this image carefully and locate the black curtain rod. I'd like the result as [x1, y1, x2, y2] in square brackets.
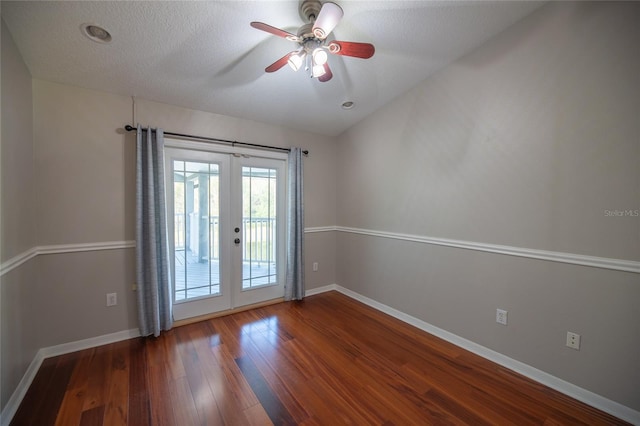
[124, 125, 308, 156]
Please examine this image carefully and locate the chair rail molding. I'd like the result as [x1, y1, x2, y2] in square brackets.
[4, 227, 637, 278]
[0, 241, 135, 277]
[305, 226, 639, 274]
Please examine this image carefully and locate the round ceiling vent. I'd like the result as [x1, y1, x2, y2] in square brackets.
[81, 23, 112, 43]
[341, 101, 355, 110]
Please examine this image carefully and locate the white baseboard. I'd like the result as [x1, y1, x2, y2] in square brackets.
[304, 283, 337, 297]
[1, 350, 45, 426]
[1, 328, 140, 426]
[333, 285, 640, 425]
[39, 328, 141, 359]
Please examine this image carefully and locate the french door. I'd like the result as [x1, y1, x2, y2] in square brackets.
[165, 146, 286, 321]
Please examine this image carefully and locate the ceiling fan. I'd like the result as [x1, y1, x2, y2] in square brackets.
[250, 0, 375, 82]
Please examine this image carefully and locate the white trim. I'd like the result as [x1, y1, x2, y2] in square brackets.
[5, 226, 636, 279]
[304, 226, 337, 234]
[336, 226, 640, 274]
[333, 285, 640, 425]
[0, 241, 135, 278]
[0, 247, 38, 276]
[304, 283, 337, 297]
[1, 351, 45, 426]
[0, 328, 140, 426]
[37, 240, 135, 256]
[40, 328, 141, 359]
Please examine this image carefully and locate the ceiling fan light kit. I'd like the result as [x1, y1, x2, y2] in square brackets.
[250, 0, 375, 83]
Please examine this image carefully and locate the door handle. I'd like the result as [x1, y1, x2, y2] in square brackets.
[234, 238, 241, 244]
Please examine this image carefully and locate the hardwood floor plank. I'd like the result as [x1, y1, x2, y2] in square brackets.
[102, 341, 130, 426]
[256, 303, 464, 425]
[168, 377, 200, 426]
[54, 349, 95, 426]
[127, 337, 150, 426]
[241, 402, 274, 426]
[10, 357, 58, 425]
[210, 340, 259, 410]
[11, 291, 630, 426]
[424, 387, 494, 426]
[235, 355, 296, 425]
[146, 337, 177, 426]
[231, 312, 311, 423]
[191, 317, 263, 425]
[175, 324, 225, 426]
[185, 326, 227, 426]
[79, 405, 105, 426]
[81, 343, 113, 412]
[275, 305, 431, 423]
[163, 330, 187, 381]
[27, 352, 77, 425]
[400, 362, 528, 425]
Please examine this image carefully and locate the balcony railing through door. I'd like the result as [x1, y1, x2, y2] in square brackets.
[174, 215, 277, 300]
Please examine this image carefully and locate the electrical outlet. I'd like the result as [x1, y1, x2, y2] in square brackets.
[496, 309, 508, 325]
[312, 262, 318, 272]
[106, 293, 117, 307]
[566, 331, 581, 350]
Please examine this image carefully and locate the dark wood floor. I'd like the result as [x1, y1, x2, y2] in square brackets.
[11, 291, 627, 425]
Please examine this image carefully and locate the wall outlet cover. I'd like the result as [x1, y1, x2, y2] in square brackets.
[106, 292, 117, 307]
[566, 331, 581, 350]
[496, 309, 508, 325]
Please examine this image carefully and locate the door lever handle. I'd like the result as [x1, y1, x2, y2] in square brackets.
[234, 238, 241, 244]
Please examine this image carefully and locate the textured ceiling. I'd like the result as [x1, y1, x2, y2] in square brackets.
[1, 1, 544, 136]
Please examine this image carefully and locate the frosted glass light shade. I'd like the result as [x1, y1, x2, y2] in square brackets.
[312, 48, 328, 65]
[288, 52, 305, 71]
[312, 64, 326, 78]
[312, 2, 343, 39]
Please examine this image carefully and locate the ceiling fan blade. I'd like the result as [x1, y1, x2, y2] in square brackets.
[328, 41, 375, 59]
[318, 63, 333, 82]
[250, 22, 299, 42]
[265, 51, 295, 73]
[312, 2, 343, 39]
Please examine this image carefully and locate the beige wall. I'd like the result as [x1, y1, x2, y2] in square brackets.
[28, 79, 338, 342]
[33, 81, 135, 245]
[1, 21, 35, 259]
[336, 2, 639, 411]
[1, 19, 39, 410]
[2, 41, 338, 412]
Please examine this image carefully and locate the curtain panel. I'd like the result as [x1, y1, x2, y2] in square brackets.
[285, 147, 305, 301]
[135, 125, 173, 337]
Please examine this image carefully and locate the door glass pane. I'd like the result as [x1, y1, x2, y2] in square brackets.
[242, 166, 277, 289]
[173, 160, 221, 301]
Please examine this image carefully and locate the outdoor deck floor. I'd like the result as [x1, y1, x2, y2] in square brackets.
[174, 249, 276, 300]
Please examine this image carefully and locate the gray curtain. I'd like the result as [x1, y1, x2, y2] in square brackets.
[136, 125, 173, 337]
[285, 147, 305, 301]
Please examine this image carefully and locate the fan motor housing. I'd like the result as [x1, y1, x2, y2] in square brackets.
[296, 23, 315, 40]
[299, 0, 323, 23]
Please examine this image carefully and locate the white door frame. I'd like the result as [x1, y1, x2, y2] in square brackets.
[164, 139, 287, 320]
